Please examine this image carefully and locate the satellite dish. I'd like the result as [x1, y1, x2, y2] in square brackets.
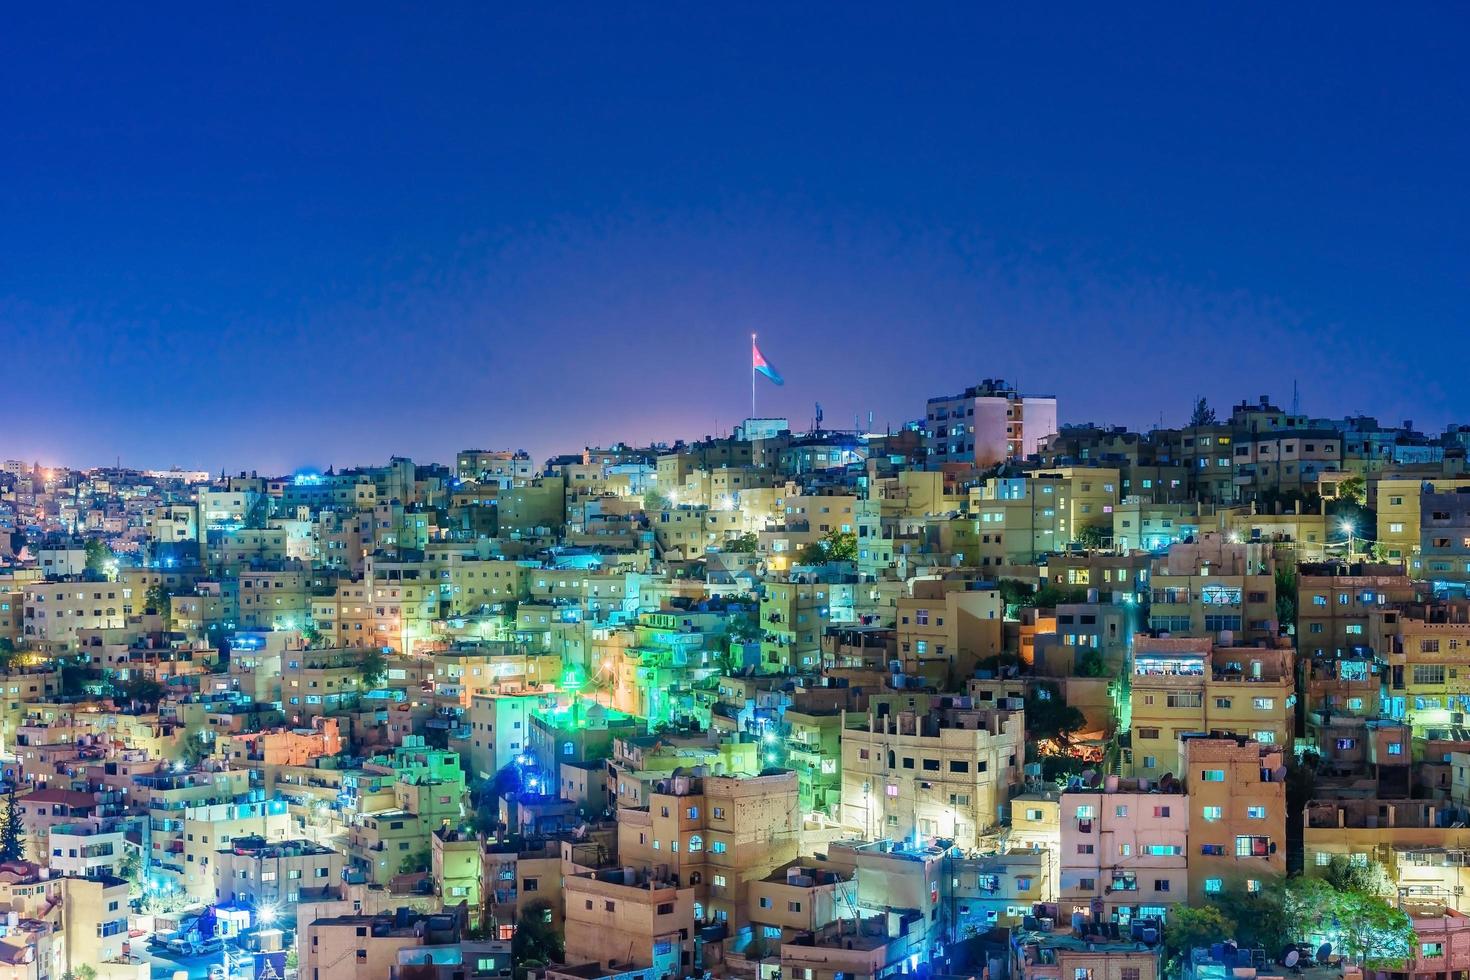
[1317, 943, 1333, 962]
[1274, 765, 1289, 781]
[1081, 769, 1098, 783]
[1222, 942, 1238, 962]
[1088, 771, 1103, 788]
[1283, 950, 1300, 968]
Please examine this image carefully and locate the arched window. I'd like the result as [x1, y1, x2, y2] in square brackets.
[688, 835, 703, 852]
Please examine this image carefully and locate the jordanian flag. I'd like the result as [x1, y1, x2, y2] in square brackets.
[752, 338, 784, 385]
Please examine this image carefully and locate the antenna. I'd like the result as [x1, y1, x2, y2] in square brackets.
[1292, 379, 1299, 415]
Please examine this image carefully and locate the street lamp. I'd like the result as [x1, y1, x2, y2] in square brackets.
[1339, 519, 1356, 556]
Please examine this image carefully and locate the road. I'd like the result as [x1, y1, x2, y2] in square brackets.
[135, 944, 246, 980]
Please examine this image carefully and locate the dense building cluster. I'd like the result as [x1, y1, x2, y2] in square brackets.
[6, 384, 1470, 980]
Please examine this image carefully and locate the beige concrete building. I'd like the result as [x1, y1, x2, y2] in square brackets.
[212, 835, 344, 908]
[1126, 637, 1293, 777]
[841, 693, 1023, 850]
[1060, 780, 1187, 925]
[926, 379, 1058, 468]
[562, 867, 695, 978]
[895, 576, 1003, 683]
[1181, 736, 1286, 904]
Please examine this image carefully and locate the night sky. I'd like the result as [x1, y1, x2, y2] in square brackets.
[4, 5, 1467, 473]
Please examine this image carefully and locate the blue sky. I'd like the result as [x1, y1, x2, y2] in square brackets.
[3, 4, 1467, 470]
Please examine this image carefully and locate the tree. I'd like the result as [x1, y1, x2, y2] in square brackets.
[1274, 565, 1297, 633]
[821, 529, 858, 562]
[1189, 397, 1218, 427]
[724, 531, 759, 553]
[358, 648, 388, 689]
[1075, 651, 1110, 678]
[116, 675, 167, 710]
[1163, 905, 1234, 972]
[1324, 855, 1391, 897]
[0, 784, 24, 861]
[119, 849, 142, 897]
[399, 844, 431, 875]
[1074, 525, 1108, 551]
[180, 727, 212, 768]
[642, 490, 671, 512]
[997, 579, 1035, 618]
[793, 541, 827, 565]
[1024, 683, 1086, 750]
[1336, 475, 1367, 506]
[1335, 890, 1415, 967]
[512, 899, 564, 968]
[144, 584, 175, 629]
[84, 538, 112, 575]
[1032, 584, 1090, 609]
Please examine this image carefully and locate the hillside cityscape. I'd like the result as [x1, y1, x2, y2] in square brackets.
[1, 382, 1468, 979]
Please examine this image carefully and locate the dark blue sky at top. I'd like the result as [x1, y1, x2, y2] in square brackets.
[3, 5, 1467, 473]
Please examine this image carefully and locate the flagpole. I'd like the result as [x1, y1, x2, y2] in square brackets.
[750, 332, 756, 421]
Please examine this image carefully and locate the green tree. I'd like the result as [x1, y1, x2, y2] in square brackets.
[793, 541, 827, 565]
[642, 490, 671, 512]
[399, 844, 431, 875]
[180, 727, 213, 767]
[1024, 683, 1086, 750]
[821, 529, 858, 562]
[1163, 905, 1233, 973]
[724, 531, 759, 553]
[1335, 890, 1415, 967]
[84, 538, 113, 574]
[1075, 651, 1110, 678]
[1336, 475, 1367, 506]
[997, 579, 1035, 618]
[144, 584, 175, 628]
[358, 648, 388, 689]
[118, 849, 142, 897]
[1274, 565, 1297, 633]
[724, 609, 763, 644]
[1032, 584, 1089, 609]
[116, 675, 167, 710]
[512, 899, 564, 968]
[0, 784, 24, 861]
[1189, 397, 1218, 427]
[1074, 525, 1107, 551]
[1324, 855, 1391, 897]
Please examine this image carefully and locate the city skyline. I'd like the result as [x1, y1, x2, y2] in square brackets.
[6, 378, 1459, 476]
[6, 6, 1470, 470]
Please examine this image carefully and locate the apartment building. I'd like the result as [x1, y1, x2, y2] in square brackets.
[1147, 535, 1276, 644]
[57, 874, 131, 980]
[1377, 476, 1470, 566]
[1420, 487, 1470, 584]
[1181, 736, 1286, 904]
[1059, 779, 1188, 925]
[562, 867, 696, 978]
[760, 579, 830, 672]
[894, 577, 1002, 683]
[1296, 561, 1418, 658]
[47, 822, 126, 879]
[841, 693, 1023, 850]
[303, 909, 465, 980]
[1126, 637, 1292, 777]
[925, 379, 1058, 467]
[212, 835, 344, 908]
[1371, 603, 1470, 734]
